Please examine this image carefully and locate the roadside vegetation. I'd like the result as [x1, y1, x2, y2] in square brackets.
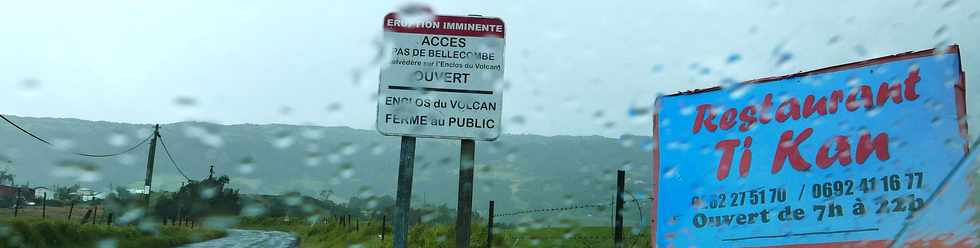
[237, 216, 650, 247]
[0, 217, 224, 248]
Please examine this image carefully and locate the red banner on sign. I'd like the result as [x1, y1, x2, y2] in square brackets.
[384, 13, 505, 38]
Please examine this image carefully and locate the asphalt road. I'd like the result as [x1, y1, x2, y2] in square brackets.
[178, 229, 298, 248]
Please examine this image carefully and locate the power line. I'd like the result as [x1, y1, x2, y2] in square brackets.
[157, 134, 193, 182]
[1, 114, 153, 157]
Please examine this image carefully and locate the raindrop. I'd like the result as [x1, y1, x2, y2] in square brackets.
[107, 133, 129, 147]
[940, 0, 958, 10]
[726, 53, 742, 64]
[651, 64, 664, 74]
[627, 104, 651, 117]
[846, 76, 861, 86]
[680, 106, 696, 116]
[699, 67, 711, 75]
[326, 102, 343, 112]
[272, 131, 294, 149]
[934, 25, 948, 38]
[370, 143, 385, 155]
[19, 78, 40, 91]
[199, 187, 217, 199]
[729, 84, 753, 100]
[338, 143, 358, 156]
[666, 141, 691, 151]
[663, 166, 679, 178]
[854, 45, 868, 57]
[350, 68, 363, 85]
[278, 106, 292, 115]
[970, 11, 978, 20]
[340, 167, 354, 179]
[827, 35, 841, 45]
[775, 53, 793, 67]
[173, 96, 197, 107]
[510, 115, 526, 125]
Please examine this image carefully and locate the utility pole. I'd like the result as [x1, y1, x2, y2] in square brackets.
[143, 124, 160, 208]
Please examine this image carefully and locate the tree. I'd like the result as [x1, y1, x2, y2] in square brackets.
[0, 169, 14, 186]
[154, 175, 241, 222]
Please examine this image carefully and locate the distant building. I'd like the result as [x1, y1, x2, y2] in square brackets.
[0, 185, 34, 202]
[33, 187, 53, 200]
[73, 187, 99, 201]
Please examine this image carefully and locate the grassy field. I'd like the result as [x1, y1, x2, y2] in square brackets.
[0, 205, 96, 222]
[0, 206, 225, 248]
[237, 217, 651, 248]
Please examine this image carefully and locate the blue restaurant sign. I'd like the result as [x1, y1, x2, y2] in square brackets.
[653, 46, 973, 247]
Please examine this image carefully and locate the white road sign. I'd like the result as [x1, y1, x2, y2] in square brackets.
[376, 13, 505, 141]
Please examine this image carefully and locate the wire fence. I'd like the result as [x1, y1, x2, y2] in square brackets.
[488, 170, 652, 247]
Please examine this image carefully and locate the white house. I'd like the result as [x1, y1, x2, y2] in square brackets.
[33, 186, 53, 200]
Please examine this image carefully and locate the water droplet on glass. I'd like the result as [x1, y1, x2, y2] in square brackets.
[278, 106, 292, 116]
[19, 78, 40, 91]
[775, 53, 793, 67]
[666, 141, 691, 151]
[107, 133, 129, 147]
[326, 102, 343, 112]
[627, 104, 651, 118]
[940, 0, 958, 10]
[726, 53, 742, 64]
[854, 45, 868, 57]
[272, 131, 294, 149]
[729, 84, 753, 100]
[510, 115, 526, 125]
[827, 35, 841, 45]
[934, 25, 948, 38]
[340, 168, 354, 179]
[663, 166, 679, 178]
[370, 143, 385, 155]
[651, 64, 664, 74]
[173, 96, 197, 107]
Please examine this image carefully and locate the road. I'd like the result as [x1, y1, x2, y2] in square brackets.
[178, 229, 298, 248]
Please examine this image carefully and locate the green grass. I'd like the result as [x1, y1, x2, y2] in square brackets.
[0, 217, 225, 248]
[236, 217, 651, 247]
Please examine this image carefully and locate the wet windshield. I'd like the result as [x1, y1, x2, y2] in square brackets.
[0, 1, 978, 247]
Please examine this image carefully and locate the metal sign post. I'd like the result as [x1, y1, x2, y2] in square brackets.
[455, 139, 476, 247]
[393, 136, 416, 248]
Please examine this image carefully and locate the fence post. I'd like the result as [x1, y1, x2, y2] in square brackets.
[13, 188, 20, 217]
[107, 212, 113, 226]
[614, 170, 625, 248]
[81, 209, 92, 224]
[92, 205, 99, 224]
[68, 202, 75, 220]
[382, 215, 387, 240]
[42, 192, 47, 219]
[487, 201, 494, 248]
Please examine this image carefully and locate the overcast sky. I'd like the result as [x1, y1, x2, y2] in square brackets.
[1, 1, 978, 137]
